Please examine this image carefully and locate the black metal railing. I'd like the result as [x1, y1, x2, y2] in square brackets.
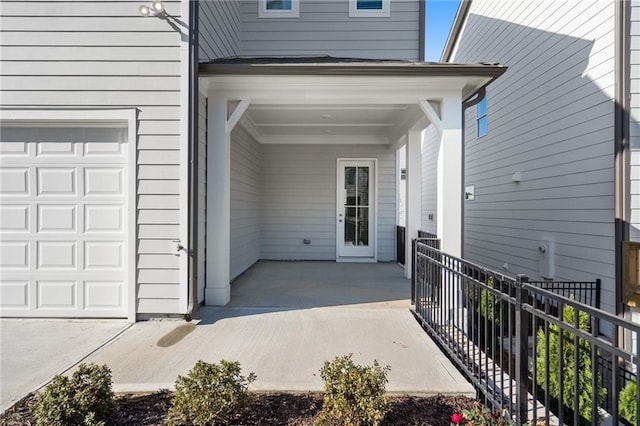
[410, 230, 440, 304]
[412, 240, 640, 425]
[397, 226, 406, 265]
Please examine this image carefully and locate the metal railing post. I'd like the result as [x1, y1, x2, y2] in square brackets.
[515, 274, 530, 425]
[411, 238, 416, 304]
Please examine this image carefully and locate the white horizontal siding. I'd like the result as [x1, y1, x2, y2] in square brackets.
[260, 143, 396, 261]
[420, 124, 438, 235]
[239, 0, 420, 60]
[452, 0, 616, 313]
[0, 0, 189, 316]
[630, 0, 640, 244]
[197, 94, 207, 304]
[230, 126, 262, 279]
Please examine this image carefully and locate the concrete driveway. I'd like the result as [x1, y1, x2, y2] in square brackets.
[0, 319, 130, 412]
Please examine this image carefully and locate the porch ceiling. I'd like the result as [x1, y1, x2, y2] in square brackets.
[240, 103, 423, 145]
[200, 57, 507, 147]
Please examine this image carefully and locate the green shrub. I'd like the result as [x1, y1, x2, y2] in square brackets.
[619, 380, 637, 425]
[317, 353, 390, 426]
[535, 304, 605, 423]
[34, 363, 114, 426]
[459, 401, 514, 425]
[167, 359, 256, 426]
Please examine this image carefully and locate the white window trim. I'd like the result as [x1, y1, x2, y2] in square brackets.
[349, 0, 390, 17]
[258, 0, 299, 18]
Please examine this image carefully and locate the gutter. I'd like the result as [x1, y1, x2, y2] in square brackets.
[441, 0, 472, 62]
[614, 0, 631, 317]
[186, 0, 200, 321]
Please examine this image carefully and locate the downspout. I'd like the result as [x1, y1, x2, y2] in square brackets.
[614, 0, 631, 318]
[185, 0, 200, 321]
[459, 86, 486, 258]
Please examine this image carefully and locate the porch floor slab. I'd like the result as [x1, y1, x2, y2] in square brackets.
[82, 261, 474, 397]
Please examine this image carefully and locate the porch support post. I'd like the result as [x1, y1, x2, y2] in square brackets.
[205, 93, 231, 305]
[437, 93, 463, 257]
[404, 130, 422, 279]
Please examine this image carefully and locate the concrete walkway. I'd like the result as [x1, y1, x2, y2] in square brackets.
[0, 319, 130, 412]
[83, 261, 474, 396]
[1, 261, 474, 412]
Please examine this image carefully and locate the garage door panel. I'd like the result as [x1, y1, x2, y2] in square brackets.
[0, 168, 30, 195]
[37, 141, 77, 157]
[84, 242, 123, 270]
[0, 241, 29, 269]
[37, 205, 76, 233]
[0, 281, 30, 309]
[0, 205, 30, 232]
[37, 241, 76, 270]
[1, 122, 130, 319]
[37, 168, 76, 196]
[84, 168, 123, 196]
[84, 281, 123, 310]
[85, 205, 123, 233]
[0, 141, 29, 156]
[83, 128, 125, 157]
[37, 280, 76, 309]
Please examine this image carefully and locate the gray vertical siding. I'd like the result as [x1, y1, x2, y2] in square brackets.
[199, 0, 241, 61]
[260, 144, 396, 261]
[239, 0, 421, 60]
[449, 0, 617, 312]
[420, 125, 438, 235]
[0, 0, 189, 315]
[230, 126, 262, 279]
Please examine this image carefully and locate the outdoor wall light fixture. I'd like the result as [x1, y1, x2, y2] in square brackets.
[139, 0, 165, 17]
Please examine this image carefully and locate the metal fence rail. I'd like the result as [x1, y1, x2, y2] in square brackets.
[412, 240, 640, 425]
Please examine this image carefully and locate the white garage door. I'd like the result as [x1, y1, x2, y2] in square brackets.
[0, 125, 132, 318]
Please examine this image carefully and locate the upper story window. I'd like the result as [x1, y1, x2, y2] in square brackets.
[476, 96, 487, 138]
[259, 0, 299, 18]
[349, 0, 390, 17]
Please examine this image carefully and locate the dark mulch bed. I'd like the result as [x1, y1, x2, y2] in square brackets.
[1, 391, 479, 425]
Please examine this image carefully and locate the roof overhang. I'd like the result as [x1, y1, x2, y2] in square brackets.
[199, 57, 506, 102]
[198, 57, 506, 147]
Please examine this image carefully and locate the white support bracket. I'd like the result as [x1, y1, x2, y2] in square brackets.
[226, 100, 250, 134]
[418, 100, 442, 132]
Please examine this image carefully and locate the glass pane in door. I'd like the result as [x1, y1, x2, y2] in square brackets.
[357, 207, 368, 246]
[357, 167, 368, 206]
[344, 207, 356, 246]
[343, 166, 370, 247]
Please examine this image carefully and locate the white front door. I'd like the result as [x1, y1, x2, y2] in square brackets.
[336, 159, 375, 260]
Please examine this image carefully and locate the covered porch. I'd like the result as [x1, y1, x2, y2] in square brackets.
[198, 58, 506, 306]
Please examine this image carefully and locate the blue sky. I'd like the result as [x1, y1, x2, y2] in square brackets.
[425, 0, 461, 62]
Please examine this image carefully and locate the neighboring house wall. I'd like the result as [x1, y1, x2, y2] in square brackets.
[0, 1, 190, 316]
[230, 127, 262, 279]
[421, 124, 439, 235]
[630, 1, 640, 241]
[441, 0, 617, 312]
[260, 144, 396, 261]
[199, 0, 241, 61]
[239, 0, 421, 60]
